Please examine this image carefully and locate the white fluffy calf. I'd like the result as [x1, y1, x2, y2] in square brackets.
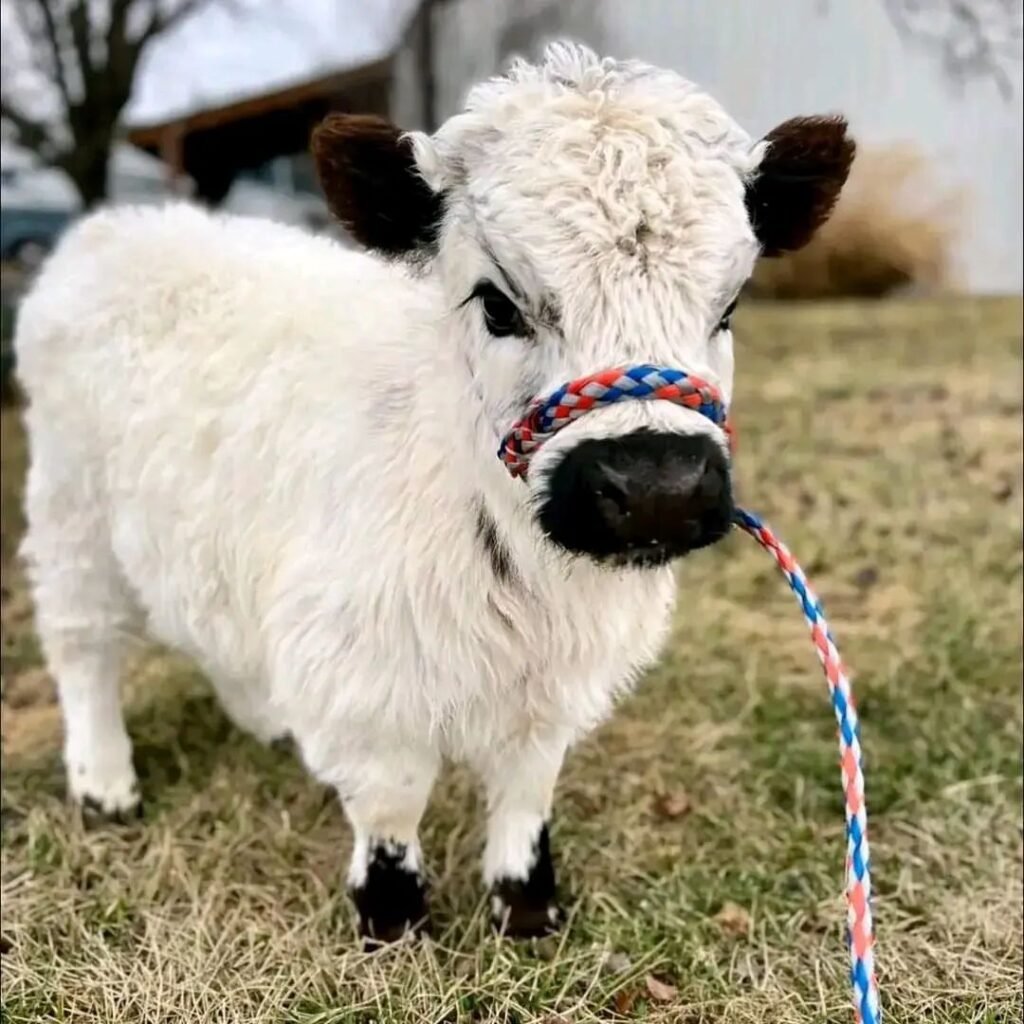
[16, 44, 852, 940]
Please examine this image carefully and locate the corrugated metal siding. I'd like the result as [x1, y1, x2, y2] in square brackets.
[417, 0, 1022, 292]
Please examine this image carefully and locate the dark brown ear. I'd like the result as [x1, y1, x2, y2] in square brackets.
[746, 116, 855, 257]
[311, 114, 443, 256]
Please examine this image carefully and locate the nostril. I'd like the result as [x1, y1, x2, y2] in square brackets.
[597, 485, 629, 521]
[594, 464, 631, 519]
[697, 466, 723, 502]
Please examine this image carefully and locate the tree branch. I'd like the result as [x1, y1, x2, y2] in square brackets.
[25, 0, 72, 111]
[9, 1, 63, 96]
[67, 0, 94, 85]
[0, 97, 60, 158]
[885, 0, 1022, 100]
[137, 0, 212, 47]
[107, 0, 135, 48]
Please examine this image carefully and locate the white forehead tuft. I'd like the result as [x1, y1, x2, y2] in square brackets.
[410, 42, 763, 384]
[412, 42, 764, 192]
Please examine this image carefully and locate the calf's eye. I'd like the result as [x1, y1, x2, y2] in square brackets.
[716, 298, 738, 333]
[472, 281, 529, 338]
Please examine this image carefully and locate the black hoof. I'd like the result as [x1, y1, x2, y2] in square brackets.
[490, 824, 562, 937]
[352, 841, 430, 945]
[491, 886, 564, 937]
[80, 793, 144, 829]
[360, 915, 431, 950]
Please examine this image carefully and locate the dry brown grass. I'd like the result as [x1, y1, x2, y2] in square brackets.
[2, 298, 1022, 1023]
[748, 148, 963, 300]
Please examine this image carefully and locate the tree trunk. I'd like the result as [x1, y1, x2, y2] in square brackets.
[415, 0, 438, 131]
[64, 141, 112, 208]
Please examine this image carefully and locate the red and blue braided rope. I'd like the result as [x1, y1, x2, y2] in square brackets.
[498, 365, 880, 1024]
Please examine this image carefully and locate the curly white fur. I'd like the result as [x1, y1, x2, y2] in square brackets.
[16, 45, 761, 910]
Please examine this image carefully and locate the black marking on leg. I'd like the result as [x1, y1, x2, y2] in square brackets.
[351, 841, 429, 945]
[492, 824, 563, 937]
[476, 500, 518, 586]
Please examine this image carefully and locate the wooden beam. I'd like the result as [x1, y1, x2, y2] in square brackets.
[126, 59, 392, 148]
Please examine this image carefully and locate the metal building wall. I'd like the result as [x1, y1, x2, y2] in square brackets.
[423, 0, 1022, 292]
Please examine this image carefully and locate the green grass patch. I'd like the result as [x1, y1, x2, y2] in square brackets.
[2, 298, 1021, 1023]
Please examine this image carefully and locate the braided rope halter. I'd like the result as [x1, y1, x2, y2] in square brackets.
[498, 364, 880, 1024]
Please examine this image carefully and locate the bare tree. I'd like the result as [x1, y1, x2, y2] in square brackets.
[885, 0, 1023, 99]
[1, 0, 212, 206]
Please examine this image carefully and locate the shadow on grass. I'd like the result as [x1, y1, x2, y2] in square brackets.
[1, 679, 312, 828]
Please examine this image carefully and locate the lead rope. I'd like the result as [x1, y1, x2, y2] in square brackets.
[733, 508, 879, 1024]
[498, 365, 880, 1024]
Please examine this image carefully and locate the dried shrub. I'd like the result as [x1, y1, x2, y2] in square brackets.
[747, 146, 963, 299]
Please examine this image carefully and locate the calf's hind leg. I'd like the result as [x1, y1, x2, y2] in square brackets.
[21, 443, 141, 821]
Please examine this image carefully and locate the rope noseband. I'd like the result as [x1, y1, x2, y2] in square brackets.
[498, 364, 730, 478]
[497, 365, 880, 1024]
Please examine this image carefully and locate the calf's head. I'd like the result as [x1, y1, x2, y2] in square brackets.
[313, 44, 853, 567]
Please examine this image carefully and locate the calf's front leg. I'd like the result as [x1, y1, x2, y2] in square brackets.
[474, 729, 569, 936]
[299, 733, 439, 943]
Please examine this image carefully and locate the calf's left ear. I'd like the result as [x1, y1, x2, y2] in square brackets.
[311, 113, 443, 256]
[746, 115, 855, 257]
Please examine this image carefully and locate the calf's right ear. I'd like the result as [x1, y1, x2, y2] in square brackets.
[746, 115, 855, 257]
[311, 114, 443, 256]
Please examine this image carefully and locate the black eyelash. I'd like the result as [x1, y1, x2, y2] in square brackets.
[469, 281, 530, 338]
[717, 298, 739, 333]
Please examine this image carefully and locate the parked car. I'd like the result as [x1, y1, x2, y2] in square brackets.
[0, 205, 73, 269]
[1, 144, 178, 269]
[0, 156, 77, 268]
[2, 144, 341, 272]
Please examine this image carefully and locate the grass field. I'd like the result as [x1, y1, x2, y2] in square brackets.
[1, 298, 1021, 1024]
